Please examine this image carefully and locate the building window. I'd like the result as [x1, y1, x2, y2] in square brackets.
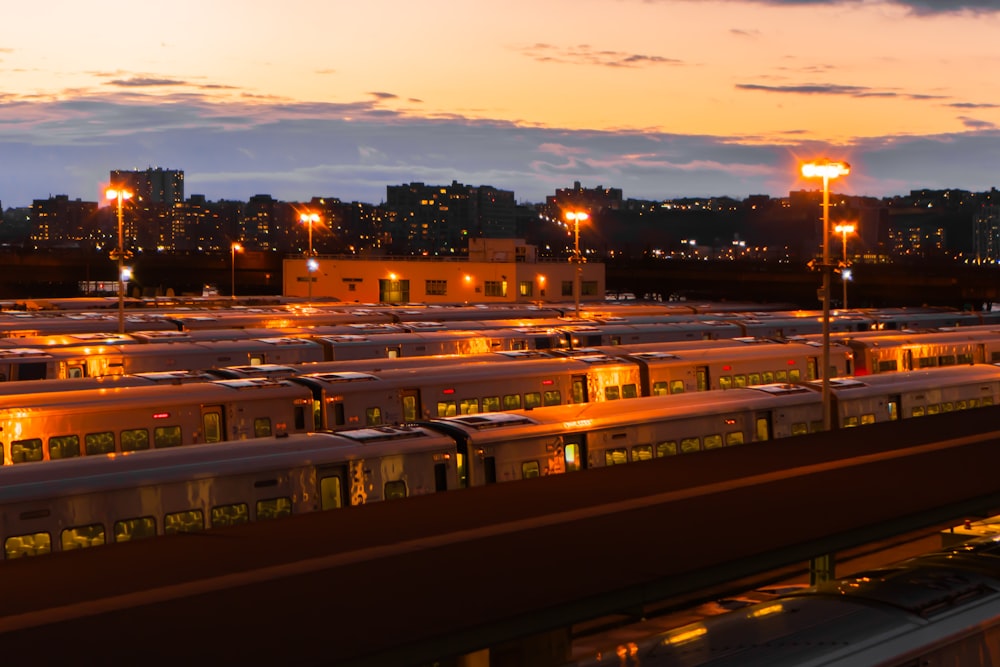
[561, 281, 573, 297]
[582, 281, 598, 296]
[426, 279, 447, 296]
[379, 279, 410, 303]
[484, 280, 507, 297]
[519, 281, 533, 297]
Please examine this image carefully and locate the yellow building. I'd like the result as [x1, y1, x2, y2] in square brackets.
[283, 239, 604, 304]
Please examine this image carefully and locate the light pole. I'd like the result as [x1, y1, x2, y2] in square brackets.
[231, 242, 243, 301]
[106, 187, 133, 334]
[801, 160, 850, 432]
[834, 223, 855, 310]
[300, 212, 319, 300]
[565, 211, 588, 318]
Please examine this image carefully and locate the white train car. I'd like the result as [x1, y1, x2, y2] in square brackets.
[843, 326, 1000, 374]
[575, 537, 1000, 667]
[0, 427, 461, 558]
[0, 378, 313, 464]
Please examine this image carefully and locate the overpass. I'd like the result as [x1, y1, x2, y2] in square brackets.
[0, 409, 999, 666]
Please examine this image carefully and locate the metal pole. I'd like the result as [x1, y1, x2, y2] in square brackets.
[574, 218, 581, 318]
[821, 175, 831, 432]
[307, 219, 313, 301]
[842, 231, 848, 310]
[231, 245, 236, 301]
[116, 195, 125, 335]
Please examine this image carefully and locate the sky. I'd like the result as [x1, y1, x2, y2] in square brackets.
[4, 0, 1000, 208]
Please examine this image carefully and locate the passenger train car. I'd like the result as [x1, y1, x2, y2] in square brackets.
[574, 535, 1000, 666]
[1, 365, 999, 559]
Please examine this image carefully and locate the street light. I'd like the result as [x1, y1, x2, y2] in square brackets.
[300, 212, 320, 300]
[231, 243, 243, 301]
[801, 159, 850, 432]
[834, 223, 856, 310]
[565, 211, 589, 318]
[106, 187, 133, 334]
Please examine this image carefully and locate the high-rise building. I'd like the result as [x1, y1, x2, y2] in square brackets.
[109, 168, 184, 251]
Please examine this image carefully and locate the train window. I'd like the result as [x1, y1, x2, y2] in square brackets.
[258, 498, 293, 519]
[11, 438, 43, 464]
[726, 431, 744, 446]
[383, 481, 407, 500]
[165, 510, 204, 534]
[121, 428, 150, 452]
[522, 461, 541, 478]
[154, 426, 183, 449]
[61, 524, 105, 551]
[365, 407, 383, 426]
[843, 416, 859, 428]
[605, 448, 628, 466]
[436, 401, 457, 417]
[733, 375, 747, 389]
[605, 386, 620, 401]
[482, 396, 501, 412]
[212, 503, 250, 526]
[939, 355, 957, 366]
[942, 402, 954, 412]
[622, 384, 638, 399]
[748, 373, 761, 386]
[459, 398, 480, 415]
[810, 421, 823, 433]
[927, 404, 941, 415]
[114, 517, 157, 542]
[967, 399, 978, 409]
[993, 351, 1000, 363]
[571, 377, 586, 403]
[656, 441, 678, 457]
[4, 532, 50, 559]
[651, 381, 669, 396]
[719, 376, 732, 390]
[911, 406, 926, 417]
[670, 380, 685, 395]
[332, 402, 345, 427]
[789, 369, 801, 382]
[696, 368, 708, 392]
[791, 423, 809, 436]
[503, 394, 522, 410]
[632, 445, 653, 461]
[542, 390, 561, 406]
[957, 353, 974, 364]
[916, 357, 937, 369]
[704, 434, 723, 449]
[861, 414, 876, 425]
[680, 437, 700, 453]
[85, 431, 115, 456]
[775, 370, 788, 382]
[985, 397, 995, 406]
[877, 360, 898, 372]
[254, 418, 272, 437]
[755, 417, 771, 441]
[525, 392, 542, 409]
[48, 435, 80, 460]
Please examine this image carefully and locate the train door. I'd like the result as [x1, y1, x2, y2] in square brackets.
[696, 366, 709, 391]
[902, 349, 914, 372]
[386, 346, 402, 359]
[201, 405, 225, 443]
[564, 433, 586, 471]
[434, 461, 448, 492]
[886, 394, 901, 421]
[754, 411, 773, 442]
[571, 374, 588, 403]
[400, 388, 422, 421]
[316, 465, 348, 509]
[806, 356, 818, 381]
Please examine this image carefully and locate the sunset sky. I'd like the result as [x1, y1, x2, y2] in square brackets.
[4, 0, 1000, 207]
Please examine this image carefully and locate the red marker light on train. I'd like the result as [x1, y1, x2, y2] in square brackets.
[443, 388, 455, 394]
[152, 412, 170, 419]
[722, 365, 732, 371]
[787, 359, 796, 365]
[542, 379, 554, 385]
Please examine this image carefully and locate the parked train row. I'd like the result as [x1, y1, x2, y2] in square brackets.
[575, 535, 1000, 666]
[0, 364, 997, 558]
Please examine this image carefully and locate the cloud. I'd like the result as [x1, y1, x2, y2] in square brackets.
[106, 77, 190, 87]
[736, 82, 947, 100]
[517, 43, 683, 68]
[710, 0, 1000, 15]
[3, 90, 1000, 209]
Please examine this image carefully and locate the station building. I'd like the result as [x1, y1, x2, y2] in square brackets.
[282, 239, 605, 304]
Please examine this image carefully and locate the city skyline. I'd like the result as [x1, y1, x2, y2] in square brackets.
[4, 1, 1000, 207]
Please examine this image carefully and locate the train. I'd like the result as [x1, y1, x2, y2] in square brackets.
[0, 364, 998, 558]
[573, 535, 1000, 666]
